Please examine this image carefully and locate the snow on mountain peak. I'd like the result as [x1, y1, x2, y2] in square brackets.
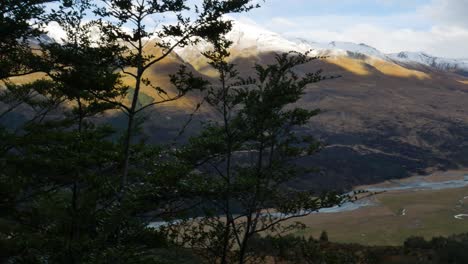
[177, 18, 391, 63]
[388, 51, 468, 72]
[324, 41, 385, 59]
[39, 15, 468, 74]
[389, 51, 435, 63]
[223, 18, 313, 53]
[220, 19, 468, 73]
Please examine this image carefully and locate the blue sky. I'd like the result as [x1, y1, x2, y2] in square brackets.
[249, 0, 430, 19]
[232, 0, 468, 58]
[45, 0, 468, 58]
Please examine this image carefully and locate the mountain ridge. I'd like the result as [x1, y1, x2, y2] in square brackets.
[172, 19, 468, 75]
[40, 18, 468, 75]
[15, 19, 468, 190]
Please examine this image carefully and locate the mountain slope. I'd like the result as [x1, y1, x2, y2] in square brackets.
[173, 19, 468, 189]
[388, 51, 468, 76]
[6, 20, 468, 190]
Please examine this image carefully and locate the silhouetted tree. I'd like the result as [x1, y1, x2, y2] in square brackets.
[1, 1, 169, 262]
[167, 32, 344, 263]
[1, 1, 264, 263]
[0, 0, 57, 79]
[319, 231, 329, 243]
[93, 0, 259, 194]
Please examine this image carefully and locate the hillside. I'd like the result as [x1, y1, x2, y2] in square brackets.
[4, 19, 468, 190]
[170, 20, 468, 190]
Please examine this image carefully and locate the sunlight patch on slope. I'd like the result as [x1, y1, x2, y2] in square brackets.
[115, 42, 205, 112]
[121, 68, 203, 112]
[5, 73, 48, 85]
[178, 45, 260, 78]
[326, 56, 431, 79]
[326, 57, 371, 76]
[369, 58, 431, 80]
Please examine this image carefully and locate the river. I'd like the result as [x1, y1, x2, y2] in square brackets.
[149, 174, 468, 227]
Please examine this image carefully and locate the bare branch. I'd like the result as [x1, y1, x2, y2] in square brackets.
[134, 93, 184, 114]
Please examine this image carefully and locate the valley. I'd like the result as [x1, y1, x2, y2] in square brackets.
[3, 1, 468, 262]
[132, 19, 468, 190]
[291, 169, 468, 246]
[4, 18, 468, 191]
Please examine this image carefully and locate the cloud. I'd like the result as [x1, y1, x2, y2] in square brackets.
[245, 0, 468, 58]
[306, 24, 468, 58]
[44, 22, 67, 43]
[269, 18, 468, 58]
[423, 0, 468, 27]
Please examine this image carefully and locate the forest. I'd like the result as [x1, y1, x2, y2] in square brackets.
[1, 1, 468, 263]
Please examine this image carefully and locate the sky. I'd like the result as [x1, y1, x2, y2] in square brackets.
[230, 0, 468, 58]
[45, 0, 468, 58]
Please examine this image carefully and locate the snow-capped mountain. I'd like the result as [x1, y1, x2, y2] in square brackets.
[15, 18, 468, 192]
[175, 18, 468, 75]
[388, 51, 468, 73]
[28, 34, 55, 46]
[176, 19, 387, 60]
[223, 19, 391, 59]
[40, 17, 468, 75]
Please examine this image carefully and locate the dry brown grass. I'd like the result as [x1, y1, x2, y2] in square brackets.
[368, 58, 430, 80]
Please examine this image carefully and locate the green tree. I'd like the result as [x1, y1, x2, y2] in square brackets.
[0, 0, 57, 79]
[319, 231, 329, 243]
[170, 34, 344, 263]
[1, 1, 261, 262]
[0, 1, 148, 262]
[0, 1, 58, 259]
[93, 0, 259, 194]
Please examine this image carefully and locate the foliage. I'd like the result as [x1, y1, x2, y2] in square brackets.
[0, 0, 56, 78]
[0, 1, 270, 263]
[1, 1, 187, 262]
[319, 231, 328, 243]
[162, 33, 345, 263]
[93, 0, 260, 192]
[246, 232, 468, 264]
[3, 1, 442, 264]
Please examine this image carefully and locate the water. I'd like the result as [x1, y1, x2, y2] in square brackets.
[317, 199, 376, 213]
[148, 177, 468, 227]
[454, 214, 468, 220]
[363, 179, 468, 193]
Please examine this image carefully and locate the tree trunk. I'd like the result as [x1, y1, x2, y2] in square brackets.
[120, 40, 143, 194]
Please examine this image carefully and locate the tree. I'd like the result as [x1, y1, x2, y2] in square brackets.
[0, 0, 57, 79]
[1, 1, 349, 263]
[0, 2, 59, 259]
[167, 34, 344, 263]
[1, 1, 263, 262]
[0, 0, 59, 125]
[0, 1, 150, 262]
[319, 231, 329, 243]
[93, 0, 259, 194]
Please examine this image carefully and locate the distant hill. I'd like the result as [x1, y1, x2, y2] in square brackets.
[4, 20, 468, 190]
[169, 19, 468, 190]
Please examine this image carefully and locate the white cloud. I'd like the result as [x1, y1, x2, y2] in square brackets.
[308, 24, 468, 58]
[44, 22, 67, 43]
[255, 1, 468, 59]
[423, 0, 468, 27]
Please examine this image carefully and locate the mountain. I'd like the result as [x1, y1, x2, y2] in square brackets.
[7, 19, 468, 190]
[173, 19, 468, 190]
[388, 52, 468, 76]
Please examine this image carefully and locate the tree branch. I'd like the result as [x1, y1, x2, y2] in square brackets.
[134, 93, 184, 114]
